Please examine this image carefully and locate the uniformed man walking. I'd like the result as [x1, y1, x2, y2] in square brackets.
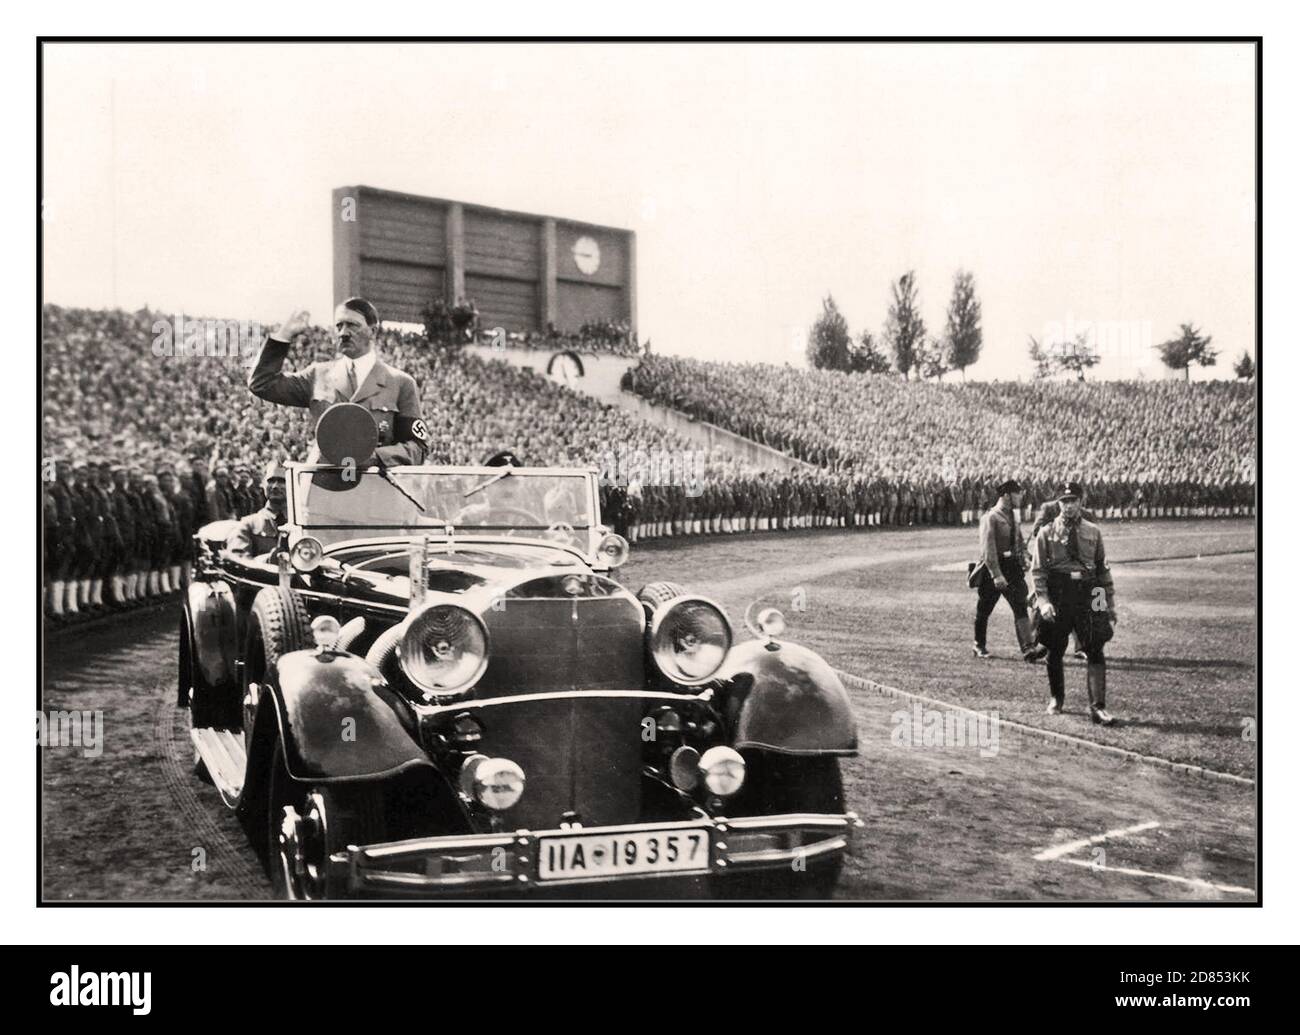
[249, 297, 429, 467]
[972, 478, 1044, 661]
[1030, 481, 1117, 725]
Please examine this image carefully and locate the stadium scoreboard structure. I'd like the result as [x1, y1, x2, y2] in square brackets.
[333, 185, 636, 332]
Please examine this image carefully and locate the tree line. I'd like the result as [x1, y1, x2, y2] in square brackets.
[807, 274, 1255, 382]
[806, 270, 982, 381]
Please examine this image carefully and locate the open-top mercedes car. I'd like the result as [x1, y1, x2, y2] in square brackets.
[178, 414, 861, 899]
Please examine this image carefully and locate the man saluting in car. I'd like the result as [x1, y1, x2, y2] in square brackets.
[248, 297, 429, 467]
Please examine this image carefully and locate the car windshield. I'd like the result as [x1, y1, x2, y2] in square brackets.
[292, 467, 596, 550]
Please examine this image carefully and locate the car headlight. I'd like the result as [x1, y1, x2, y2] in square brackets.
[398, 603, 489, 697]
[310, 615, 341, 649]
[649, 596, 732, 685]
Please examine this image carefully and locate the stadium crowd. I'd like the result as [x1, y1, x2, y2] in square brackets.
[470, 316, 643, 357]
[423, 293, 642, 357]
[42, 305, 1255, 622]
[43, 305, 711, 619]
[624, 353, 1255, 504]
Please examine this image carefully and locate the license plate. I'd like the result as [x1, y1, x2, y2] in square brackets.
[537, 826, 711, 881]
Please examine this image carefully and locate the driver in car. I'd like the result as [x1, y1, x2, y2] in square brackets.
[226, 459, 289, 559]
[454, 450, 531, 526]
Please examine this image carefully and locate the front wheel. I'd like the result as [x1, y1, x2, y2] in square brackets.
[266, 742, 387, 900]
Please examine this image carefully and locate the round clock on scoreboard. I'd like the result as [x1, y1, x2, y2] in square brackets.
[572, 235, 601, 276]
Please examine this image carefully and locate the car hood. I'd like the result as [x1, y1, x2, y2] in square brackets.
[324, 538, 599, 603]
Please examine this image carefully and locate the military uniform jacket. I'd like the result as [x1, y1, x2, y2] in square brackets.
[248, 336, 429, 466]
[1030, 515, 1115, 612]
[110, 487, 136, 551]
[226, 506, 283, 558]
[206, 481, 236, 522]
[979, 503, 1027, 581]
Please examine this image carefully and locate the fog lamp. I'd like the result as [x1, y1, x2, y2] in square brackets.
[460, 755, 526, 811]
[669, 746, 701, 791]
[310, 615, 341, 649]
[699, 746, 746, 797]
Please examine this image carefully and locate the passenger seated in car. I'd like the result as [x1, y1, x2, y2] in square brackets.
[454, 449, 535, 526]
[226, 459, 289, 559]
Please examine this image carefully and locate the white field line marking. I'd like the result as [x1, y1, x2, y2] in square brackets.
[838, 672, 1256, 786]
[1033, 820, 1161, 862]
[928, 548, 1254, 574]
[1060, 858, 1255, 896]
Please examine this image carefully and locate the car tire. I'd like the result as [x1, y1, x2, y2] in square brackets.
[717, 752, 845, 901]
[637, 581, 686, 612]
[244, 587, 312, 688]
[266, 741, 387, 900]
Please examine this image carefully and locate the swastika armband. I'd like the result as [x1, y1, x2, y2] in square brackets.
[396, 414, 431, 446]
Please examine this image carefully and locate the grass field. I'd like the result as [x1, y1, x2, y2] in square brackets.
[41, 518, 1257, 901]
[620, 519, 1257, 777]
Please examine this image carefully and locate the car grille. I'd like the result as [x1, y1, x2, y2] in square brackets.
[465, 694, 646, 829]
[477, 593, 645, 694]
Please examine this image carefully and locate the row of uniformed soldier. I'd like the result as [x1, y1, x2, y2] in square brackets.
[42, 457, 266, 620]
[597, 470, 1254, 545]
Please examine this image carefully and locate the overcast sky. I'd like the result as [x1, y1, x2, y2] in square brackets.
[41, 41, 1255, 380]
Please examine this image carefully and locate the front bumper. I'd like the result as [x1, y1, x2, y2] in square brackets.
[335, 812, 863, 896]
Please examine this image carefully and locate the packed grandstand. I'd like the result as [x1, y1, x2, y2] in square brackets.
[42, 304, 1255, 619]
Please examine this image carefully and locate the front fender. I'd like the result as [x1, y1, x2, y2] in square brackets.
[185, 580, 237, 696]
[717, 639, 858, 756]
[265, 650, 433, 783]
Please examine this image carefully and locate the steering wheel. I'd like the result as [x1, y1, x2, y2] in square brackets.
[455, 504, 546, 527]
[484, 505, 547, 526]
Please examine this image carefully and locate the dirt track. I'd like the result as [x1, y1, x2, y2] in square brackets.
[40, 520, 1257, 902]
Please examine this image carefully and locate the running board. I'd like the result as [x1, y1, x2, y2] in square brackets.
[191, 727, 247, 807]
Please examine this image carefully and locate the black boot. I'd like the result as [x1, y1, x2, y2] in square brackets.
[1017, 616, 1047, 661]
[1047, 652, 1065, 713]
[1087, 663, 1114, 725]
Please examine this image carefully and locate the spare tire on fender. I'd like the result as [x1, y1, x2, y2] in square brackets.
[637, 581, 686, 614]
[245, 587, 312, 688]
